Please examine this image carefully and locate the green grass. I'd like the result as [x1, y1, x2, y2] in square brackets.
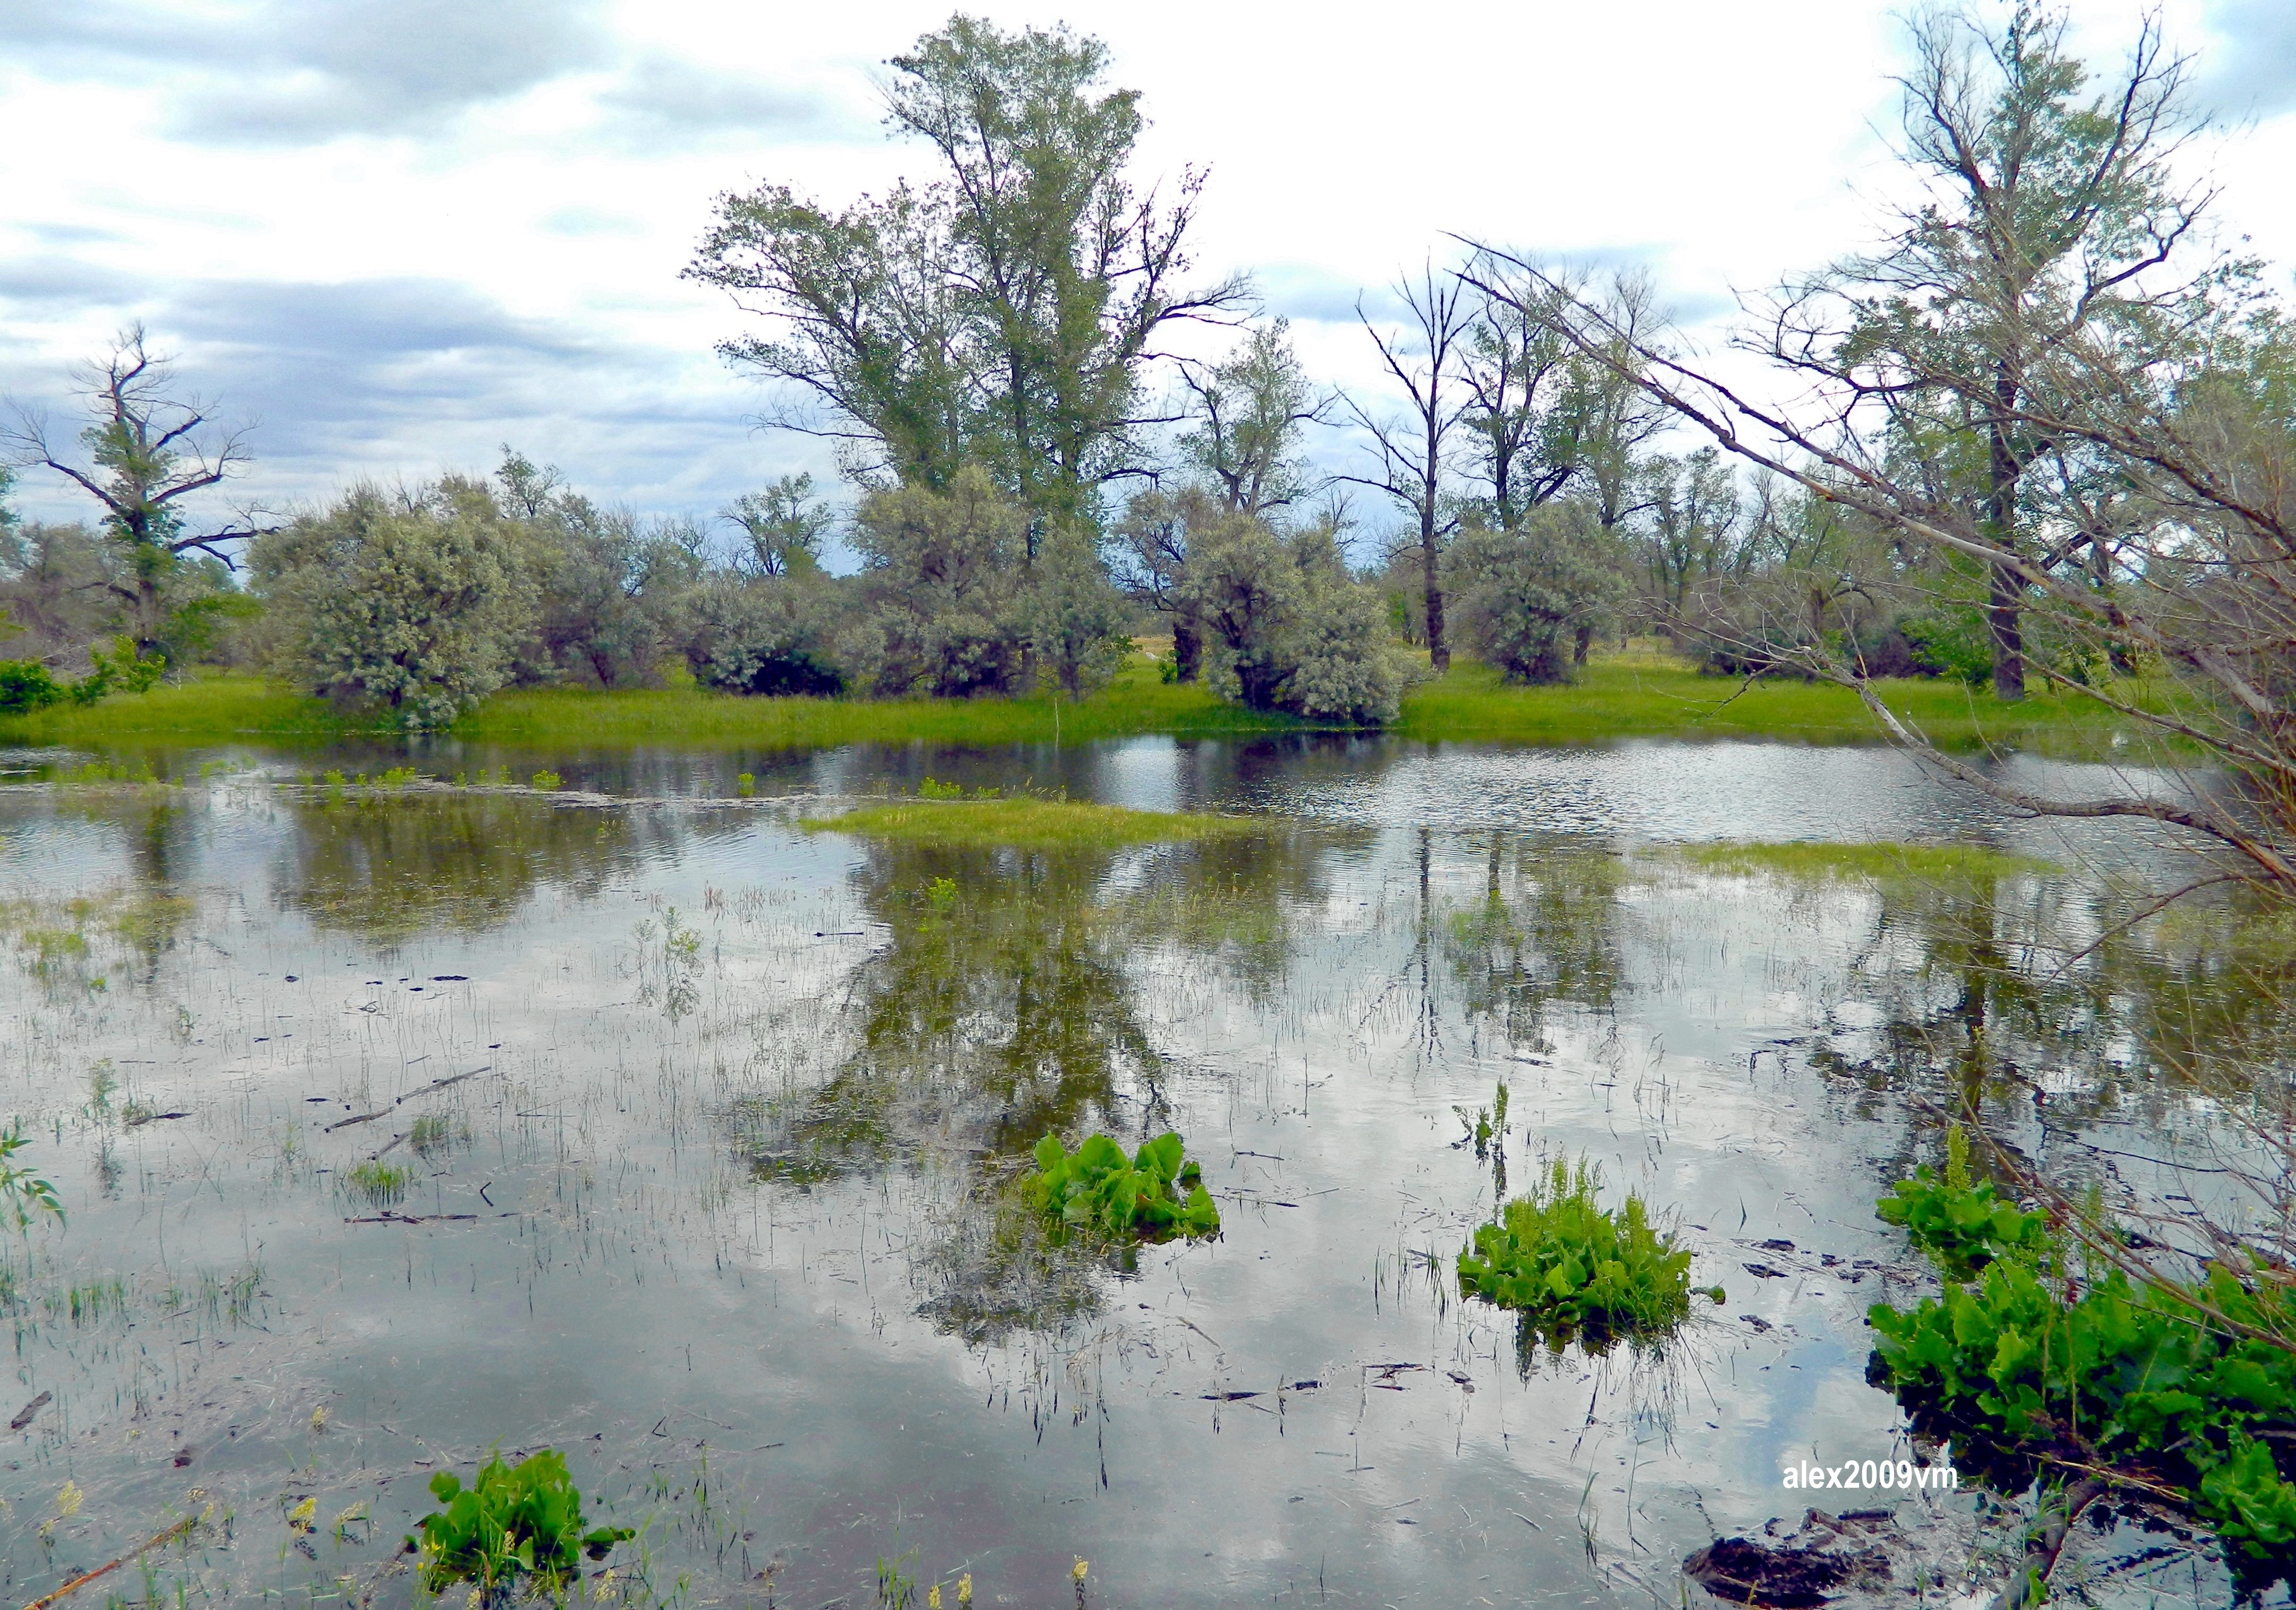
[801, 797, 1261, 850]
[0, 672, 358, 743]
[456, 658, 1298, 748]
[1672, 841, 2059, 882]
[0, 651, 2152, 755]
[1391, 654, 2143, 753]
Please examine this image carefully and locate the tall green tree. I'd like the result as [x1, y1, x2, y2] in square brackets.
[2, 325, 269, 655]
[689, 15, 1245, 536]
[721, 474, 832, 576]
[1175, 319, 1327, 518]
[1810, 3, 2213, 699]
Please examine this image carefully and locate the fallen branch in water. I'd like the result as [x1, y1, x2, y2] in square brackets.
[20, 1511, 204, 1610]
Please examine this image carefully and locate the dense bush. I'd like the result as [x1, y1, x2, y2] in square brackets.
[679, 574, 844, 694]
[1178, 511, 1399, 722]
[252, 481, 534, 730]
[845, 467, 1031, 697]
[0, 660, 62, 713]
[1448, 503, 1623, 684]
[1025, 525, 1133, 698]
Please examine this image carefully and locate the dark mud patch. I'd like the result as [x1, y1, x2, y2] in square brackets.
[1684, 1509, 1895, 1606]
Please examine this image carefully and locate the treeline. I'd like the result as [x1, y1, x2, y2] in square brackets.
[5, 9, 2292, 748]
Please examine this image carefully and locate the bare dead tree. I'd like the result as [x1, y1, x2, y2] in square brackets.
[3, 324, 271, 654]
[1344, 262, 1474, 671]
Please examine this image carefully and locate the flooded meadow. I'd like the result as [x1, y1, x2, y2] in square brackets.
[0, 736, 2283, 1609]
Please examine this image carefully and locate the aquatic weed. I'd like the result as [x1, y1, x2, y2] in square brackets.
[1869, 1145, 2296, 1563]
[344, 1160, 411, 1207]
[407, 1448, 633, 1600]
[409, 1113, 468, 1158]
[1457, 1156, 1703, 1343]
[0, 1123, 66, 1233]
[1024, 1132, 1220, 1244]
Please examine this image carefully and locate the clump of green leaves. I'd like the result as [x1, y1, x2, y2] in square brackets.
[344, 1160, 410, 1206]
[1457, 1156, 1699, 1341]
[1023, 1132, 1220, 1243]
[1869, 1128, 2296, 1561]
[0, 1124, 65, 1231]
[1874, 1125, 2053, 1281]
[407, 1449, 632, 1598]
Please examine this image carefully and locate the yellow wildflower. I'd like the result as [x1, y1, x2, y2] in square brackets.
[1073, 1558, 1089, 1581]
[310, 1405, 328, 1432]
[57, 1480, 83, 1518]
[957, 1573, 973, 1606]
[288, 1496, 318, 1532]
[928, 1587, 942, 1610]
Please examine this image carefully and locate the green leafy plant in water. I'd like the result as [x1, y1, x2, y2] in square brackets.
[1024, 1132, 1220, 1243]
[345, 1160, 410, 1206]
[531, 770, 562, 791]
[1874, 1124, 2052, 1282]
[917, 775, 965, 799]
[407, 1448, 632, 1600]
[1453, 1080, 1508, 1161]
[1457, 1155, 1699, 1341]
[1868, 1125, 2296, 1562]
[0, 1124, 65, 1232]
[735, 771, 756, 797]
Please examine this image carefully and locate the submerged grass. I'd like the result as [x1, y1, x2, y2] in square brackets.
[1674, 841, 2059, 883]
[801, 797, 1261, 850]
[0, 650, 2152, 756]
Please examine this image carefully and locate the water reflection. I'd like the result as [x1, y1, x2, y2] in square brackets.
[724, 826, 1348, 1339]
[4, 770, 2291, 1609]
[277, 792, 682, 943]
[1447, 836, 1628, 1052]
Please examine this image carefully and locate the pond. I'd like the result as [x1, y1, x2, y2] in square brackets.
[0, 735, 2279, 1608]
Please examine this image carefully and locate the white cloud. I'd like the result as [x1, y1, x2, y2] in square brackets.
[0, 0, 2286, 538]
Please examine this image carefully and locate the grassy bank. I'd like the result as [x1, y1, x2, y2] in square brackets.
[1392, 654, 2139, 752]
[800, 797, 1262, 850]
[1669, 841, 2059, 882]
[0, 652, 2149, 755]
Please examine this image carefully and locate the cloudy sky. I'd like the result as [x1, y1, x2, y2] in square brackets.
[1, 0, 2291, 550]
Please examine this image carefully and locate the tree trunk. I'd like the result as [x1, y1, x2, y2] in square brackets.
[1172, 617, 1202, 684]
[1572, 620, 1594, 666]
[1987, 365, 2024, 702]
[1422, 531, 1448, 673]
[1989, 559, 2025, 702]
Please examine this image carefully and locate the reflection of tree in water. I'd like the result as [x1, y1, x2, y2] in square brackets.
[1444, 835, 1627, 1053]
[276, 794, 660, 945]
[2, 797, 196, 987]
[1807, 869, 2296, 1179]
[729, 828, 1336, 1339]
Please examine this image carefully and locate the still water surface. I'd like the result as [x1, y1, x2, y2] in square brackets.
[0, 736, 2269, 1607]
